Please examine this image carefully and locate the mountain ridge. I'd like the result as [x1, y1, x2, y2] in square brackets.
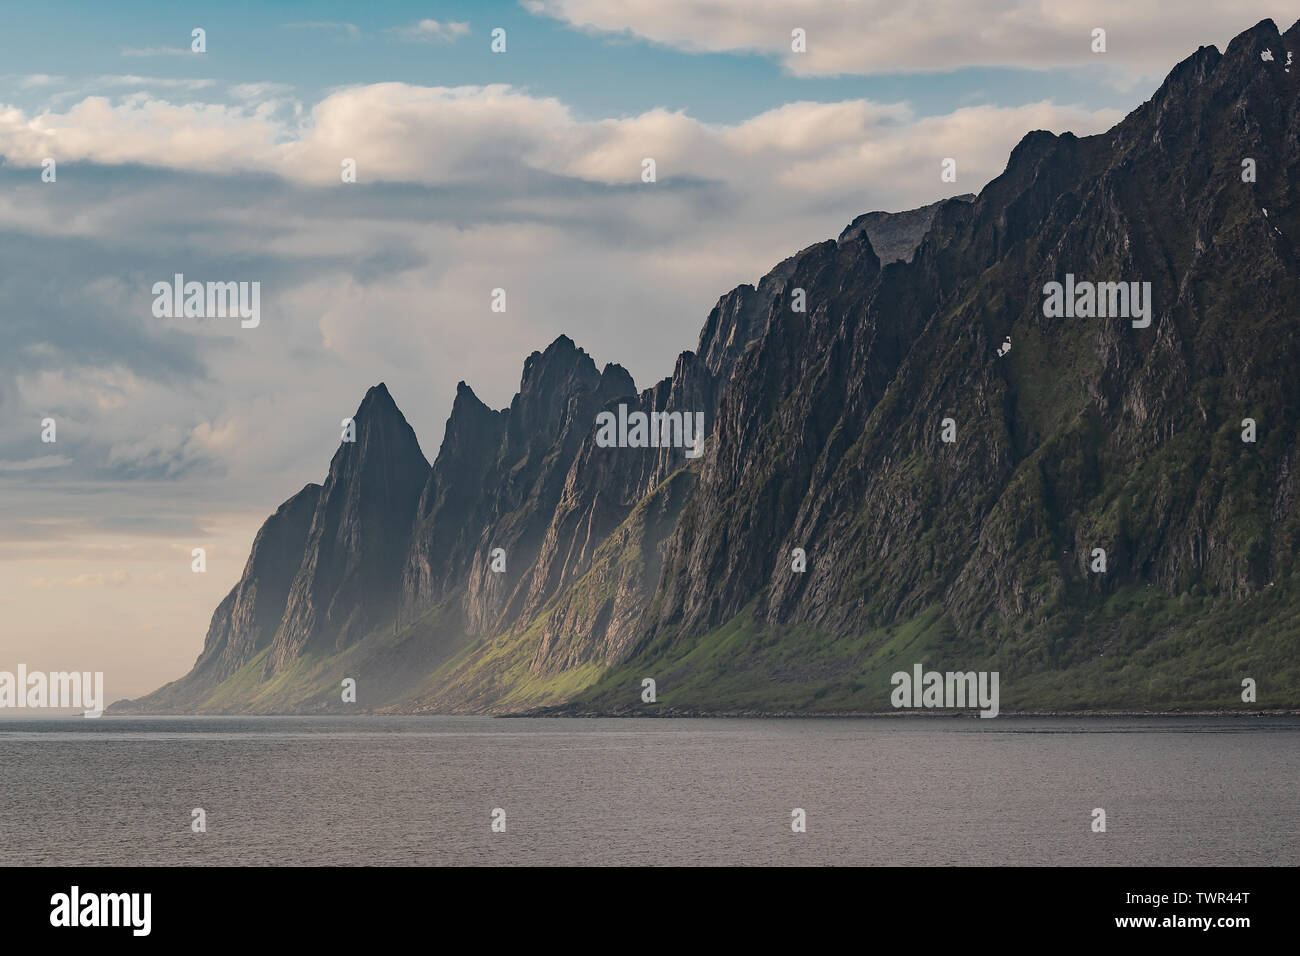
[115, 18, 1300, 715]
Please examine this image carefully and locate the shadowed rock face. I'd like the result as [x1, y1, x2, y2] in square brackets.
[267, 383, 430, 671]
[400, 381, 507, 613]
[138, 482, 321, 707]
[634, 17, 1300, 659]
[202, 483, 321, 681]
[399, 335, 638, 636]
[123, 18, 1300, 714]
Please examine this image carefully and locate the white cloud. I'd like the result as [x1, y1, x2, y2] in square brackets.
[120, 46, 196, 58]
[525, 0, 1297, 78]
[17, 74, 65, 89]
[285, 21, 361, 39]
[391, 19, 471, 43]
[228, 82, 296, 101]
[0, 95, 291, 173]
[0, 83, 1122, 191]
[92, 75, 216, 90]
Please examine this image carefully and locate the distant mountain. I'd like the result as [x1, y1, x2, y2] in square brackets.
[116, 18, 1300, 715]
[838, 195, 974, 264]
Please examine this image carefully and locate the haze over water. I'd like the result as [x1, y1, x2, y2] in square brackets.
[3, 716, 1295, 866]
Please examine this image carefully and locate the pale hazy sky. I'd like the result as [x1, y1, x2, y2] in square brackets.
[1, 1, 1294, 701]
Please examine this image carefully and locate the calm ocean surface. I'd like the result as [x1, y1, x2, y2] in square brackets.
[1, 716, 1296, 866]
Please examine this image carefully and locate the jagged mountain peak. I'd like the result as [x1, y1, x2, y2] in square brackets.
[450, 379, 491, 414]
[517, 334, 602, 397]
[599, 361, 636, 397]
[522, 333, 588, 373]
[257, 378, 432, 669]
[353, 380, 407, 423]
[508, 335, 604, 441]
[1139, 17, 1292, 121]
[439, 380, 505, 455]
[1228, 17, 1284, 50]
[331, 382, 427, 466]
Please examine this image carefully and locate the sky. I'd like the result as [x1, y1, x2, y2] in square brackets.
[1, 0, 1295, 702]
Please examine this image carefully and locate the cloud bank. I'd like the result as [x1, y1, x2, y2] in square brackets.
[525, 0, 1297, 79]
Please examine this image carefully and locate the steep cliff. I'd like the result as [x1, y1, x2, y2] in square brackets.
[267, 383, 430, 670]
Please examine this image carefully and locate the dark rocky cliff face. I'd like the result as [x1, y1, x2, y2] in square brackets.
[630, 18, 1300, 666]
[267, 383, 430, 671]
[400, 335, 637, 637]
[137, 482, 321, 707]
[201, 482, 321, 682]
[120, 18, 1300, 714]
[401, 381, 507, 612]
